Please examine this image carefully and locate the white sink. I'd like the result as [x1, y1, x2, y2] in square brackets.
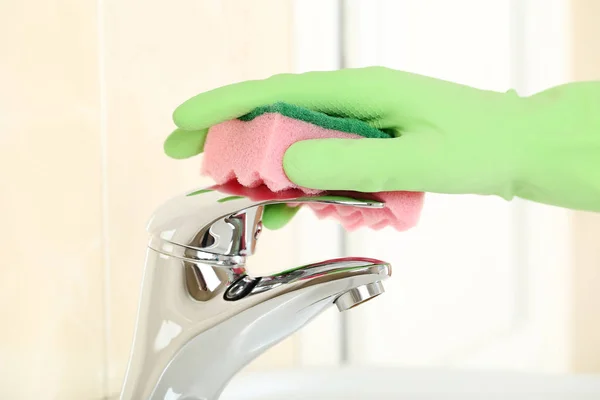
[221, 366, 600, 400]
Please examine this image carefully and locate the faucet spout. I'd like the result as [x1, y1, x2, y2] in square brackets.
[119, 185, 393, 400]
[336, 281, 385, 311]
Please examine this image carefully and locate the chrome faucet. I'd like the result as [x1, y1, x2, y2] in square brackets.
[119, 183, 392, 400]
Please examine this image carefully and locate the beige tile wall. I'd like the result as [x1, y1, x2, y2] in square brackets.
[102, 1, 297, 394]
[569, 0, 600, 374]
[0, 1, 105, 399]
[0, 0, 296, 398]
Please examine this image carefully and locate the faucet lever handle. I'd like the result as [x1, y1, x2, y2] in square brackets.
[147, 183, 385, 262]
[273, 194, 384, 208]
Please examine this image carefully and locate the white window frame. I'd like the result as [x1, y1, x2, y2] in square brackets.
[293, 0, 574, 372]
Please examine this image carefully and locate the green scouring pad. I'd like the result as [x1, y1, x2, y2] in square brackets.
[238, 102, 392, 139]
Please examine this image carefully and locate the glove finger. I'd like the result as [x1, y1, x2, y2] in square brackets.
[283, 135, 440, 193]
[164, 128, 208, 159]
[262, 204, 301, 230]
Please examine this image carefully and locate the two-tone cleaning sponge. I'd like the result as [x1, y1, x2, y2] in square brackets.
[202, 102, 424, 231]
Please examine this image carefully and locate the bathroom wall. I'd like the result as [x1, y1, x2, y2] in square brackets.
[0, 0, 299, 399]
[101, 0, 298, 395]
[569, 0, 600, 373]
[0, 1, 105, 399]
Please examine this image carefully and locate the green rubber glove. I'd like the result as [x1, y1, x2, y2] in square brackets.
[166, 67, 600, 224]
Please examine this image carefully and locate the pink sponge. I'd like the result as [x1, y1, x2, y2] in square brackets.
[202, 113, 424, 231]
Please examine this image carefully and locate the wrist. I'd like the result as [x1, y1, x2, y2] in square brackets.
[508, 82, 600, 210]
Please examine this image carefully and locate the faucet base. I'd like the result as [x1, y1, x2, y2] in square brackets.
[121, 186, 393, 400]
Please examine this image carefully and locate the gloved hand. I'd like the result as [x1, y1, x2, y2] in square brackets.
[166, 67, 600, 228]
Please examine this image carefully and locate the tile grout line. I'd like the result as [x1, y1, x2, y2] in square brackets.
[97, 0, 112, 397]
[337, 0, 350, 367]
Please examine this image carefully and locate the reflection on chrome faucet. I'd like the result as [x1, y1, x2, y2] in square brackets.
[120, 185, 392, 400]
